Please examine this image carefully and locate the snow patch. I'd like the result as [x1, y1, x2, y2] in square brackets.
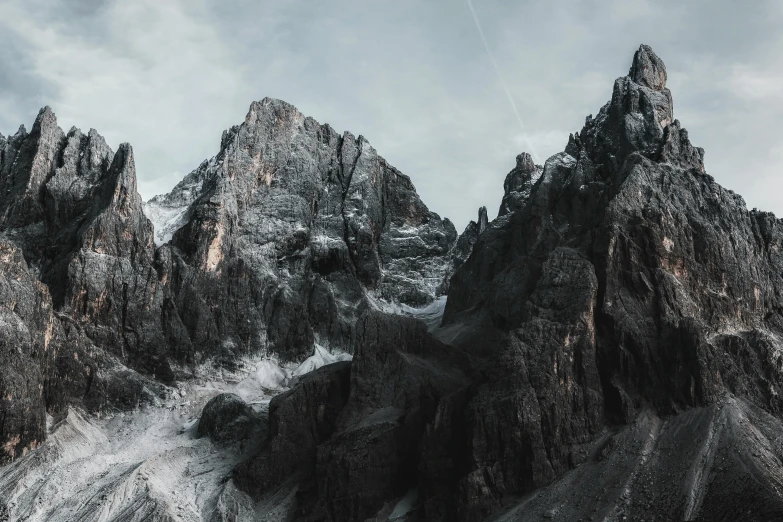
[0, 343, 352, 521]
[367, 294, 447, 331]
[389, 488, 420, 520]
[292, 344, 352, 378]
[234, 345, 352, 401]
[143, 200, 189, 246]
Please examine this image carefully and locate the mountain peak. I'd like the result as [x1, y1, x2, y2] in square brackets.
[515, 152, 537, 173]
[629, 44, 667, 91]
[247, 97, 304, 122]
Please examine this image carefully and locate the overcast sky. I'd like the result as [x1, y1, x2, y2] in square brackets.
[1, 0, 781, 230]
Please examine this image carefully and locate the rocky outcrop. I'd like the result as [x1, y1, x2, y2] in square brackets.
[0, 238, 56, 464]
[233, 361, 351, 497]
[57, 143, 172, 380]
[0, 99, 467, 469]
[431, 44, 783, 520]
[493, 396, 783, 522]
[5, 41, 783, 522]
[0, 107, 64, 233]
[303, 312, 472, 521]
[0, 107, 170, 379]
[198, 393, 265, 444]
[228, 43, 783, 522]
[148, 97, 460, 362]
[498, 152, 541, 218]
[0, 108, 179, 467]
[438, 207, 489, 295]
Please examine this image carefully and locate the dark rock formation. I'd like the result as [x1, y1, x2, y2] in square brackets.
[0, 99, 467, 467]
[0, 108, 182, 467]
[5, 41, 783, 522]
[0, 107, 170, 379]
[0, 238, 56, 464]
[491, 397, 783, 522]
[301, 312, 472, 520]
[498, 152, 542, 218]
[147, 97, 461, 362]
[432, 44, 783, 520]
[232, 43, 783, 522]
[233, 361, 351, 496]
[438, 207, 489, 295]
[198, 393, 265, 444]
[629, 43, 668, 91]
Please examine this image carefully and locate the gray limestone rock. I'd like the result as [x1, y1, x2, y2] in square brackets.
[198, 393, 265, 444]
[149, 97, 461, 361]
[629, 43, 668, 91]
[498, 152, 542, 218]
[5, 42, 783, 522]
[0, 237, 56, 464]
[233, 361, 351, 497]
[434, 44, 783, 520]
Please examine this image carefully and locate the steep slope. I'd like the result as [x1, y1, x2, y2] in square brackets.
[0, 110, 169, 463]
[223, 45, 783, 522]
[147, 98, 460, 361]
[5, 42, 782, 522]
[0, 237, 57, 464]
[0, 99, 472, 471]
[430, 44, 783, 520]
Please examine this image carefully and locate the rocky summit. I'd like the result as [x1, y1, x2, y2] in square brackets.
[1, 44, 783, 521]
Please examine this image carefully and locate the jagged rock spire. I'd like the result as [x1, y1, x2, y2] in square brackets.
[629, 44, 667, 91]
[499, 152, 542, 217]
[477, 206, 488, 234]
[562, 44, 706, 176]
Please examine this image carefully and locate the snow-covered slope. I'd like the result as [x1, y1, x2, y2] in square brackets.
[143, 160, 212, 245]
[0, 347, 350, 522]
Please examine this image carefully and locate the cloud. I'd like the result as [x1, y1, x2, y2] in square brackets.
[728, 64, 783, 102]
[1, 0, 783, 230]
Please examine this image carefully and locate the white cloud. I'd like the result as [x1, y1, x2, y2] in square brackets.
[728, 64, 783, 102]
[1, 0, 783, 230]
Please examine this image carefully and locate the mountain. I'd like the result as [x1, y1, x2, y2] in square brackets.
[228, 45, 783, 521]
[0, 98, 475, 468]
[2, 44, 783, 522]
[145, 97, 462, 363]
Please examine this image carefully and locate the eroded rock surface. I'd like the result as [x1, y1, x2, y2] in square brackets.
[0, 99, 473, 471]
[198, 393, 265, 444]
[0, 238, 55, 464]
[226, 45, 783, 521]
[433, 44, 783, 520]
[4, 43, 783, 522]
[146, 98, 462, 363]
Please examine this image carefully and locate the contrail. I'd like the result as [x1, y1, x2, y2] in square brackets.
[466, 0, 540, 162]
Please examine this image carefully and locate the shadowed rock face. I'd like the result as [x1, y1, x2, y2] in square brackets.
[498, 152, 542, 218]
[233, 361, 351, 497]
[148, 97, 462, 362]
[430, 44, 783, 520]
[0, 100, 474, 471]
[227, 45, 783, 521]
[0, 238, 56, 464]
[629, 44, 668, 91]
[4, 43, 783, 522]
[0, 109, 170, 463]
[198, 393, 265, 444]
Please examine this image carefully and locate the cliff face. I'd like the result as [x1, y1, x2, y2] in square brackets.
[3, 44, 783, 522]
[232, 45, 783, 521]
[0, 99, 468, 465]
[431, 44, 783, 521]
[0, 110, 168, 463]
[145, 97, 460, 362]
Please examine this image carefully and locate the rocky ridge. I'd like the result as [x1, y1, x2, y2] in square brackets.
[146, 97, 465, 362]
[0, 98, 476, 467]
[2, 43, 783, 522]
[223, 45, 783, 521]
